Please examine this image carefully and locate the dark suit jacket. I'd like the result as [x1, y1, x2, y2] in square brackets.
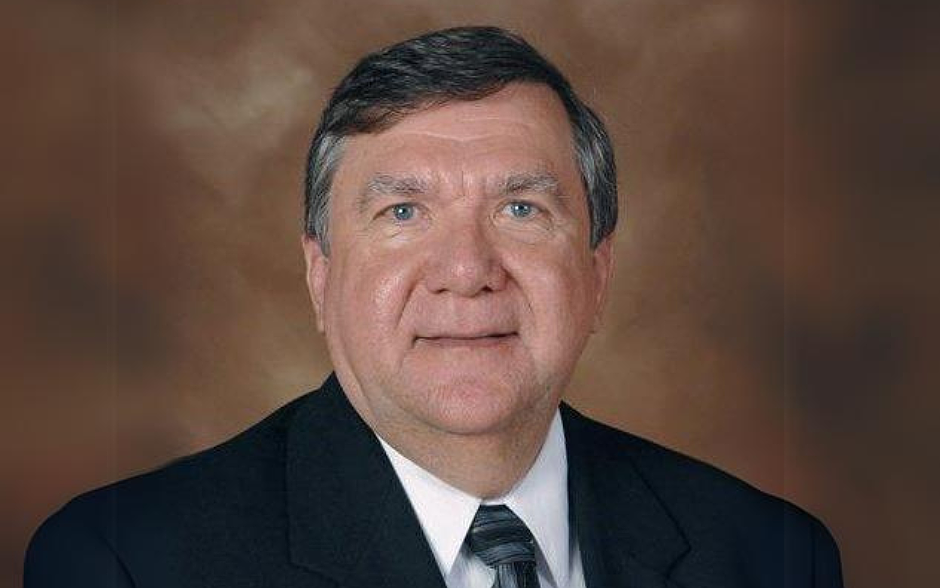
[25, 373, 843, 587]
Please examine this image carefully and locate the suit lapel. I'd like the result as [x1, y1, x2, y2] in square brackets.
[562, 403, 691, 588]
[284, 375, 689, 588]
[286, 374, 447, 588]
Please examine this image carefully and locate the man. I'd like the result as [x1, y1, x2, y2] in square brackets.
[25, 26, 843, 588]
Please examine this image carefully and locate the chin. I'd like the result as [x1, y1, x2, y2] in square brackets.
[407, 371, 538, 436]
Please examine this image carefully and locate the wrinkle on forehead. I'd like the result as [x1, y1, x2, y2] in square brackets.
[365, 84, 573, 145]
[382, 122, 540, 144]
[333, 84, 584, 215]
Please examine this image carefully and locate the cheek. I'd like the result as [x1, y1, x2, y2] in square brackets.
[326, 251, 419, 339]
[512, 251, 598, 344]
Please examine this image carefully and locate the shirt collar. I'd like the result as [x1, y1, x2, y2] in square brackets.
[377, 411, 570, 587]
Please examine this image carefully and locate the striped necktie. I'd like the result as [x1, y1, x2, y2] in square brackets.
[466, 504, 541, 588]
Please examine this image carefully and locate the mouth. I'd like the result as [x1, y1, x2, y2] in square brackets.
[414, 332, 518, 348]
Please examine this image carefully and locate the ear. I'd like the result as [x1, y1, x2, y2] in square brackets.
[301, 234, 330, 333]
[590, 235, 616, 333]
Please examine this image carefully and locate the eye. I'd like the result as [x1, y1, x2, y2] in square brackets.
[504, 201, 537, 219]
[387, 203, 416, 222]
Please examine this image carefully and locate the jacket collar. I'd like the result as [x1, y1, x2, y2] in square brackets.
[562, 402, 690, 588]
[286, 373, 447, 588]
[285, 374, 689, 588]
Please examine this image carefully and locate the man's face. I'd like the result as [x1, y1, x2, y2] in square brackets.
[303, 83, 613, 439]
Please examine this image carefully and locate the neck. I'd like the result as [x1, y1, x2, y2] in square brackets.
[346, 391, 557, 498]
[388, 413, 556, 498]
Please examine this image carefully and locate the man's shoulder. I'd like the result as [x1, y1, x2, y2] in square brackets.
[562, 403, 843, 585]
[565, 402, 814, 514]
[38, 387, 319, 518]
[25, 389, 322, 587]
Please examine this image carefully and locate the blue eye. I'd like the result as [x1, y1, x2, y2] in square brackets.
[390, 204, 415, 222]
[506, 201, 535, 219]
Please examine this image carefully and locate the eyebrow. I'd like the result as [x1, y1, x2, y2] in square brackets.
[356, 174, 429, 214]
[499, 171, 564, 202]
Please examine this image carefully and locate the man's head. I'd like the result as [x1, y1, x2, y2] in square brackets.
[302, 27, 618, 443]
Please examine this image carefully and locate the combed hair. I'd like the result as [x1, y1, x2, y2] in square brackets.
[304, 26, 618, 254]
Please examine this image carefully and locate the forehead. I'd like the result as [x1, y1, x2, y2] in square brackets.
[335, 83, 580, 187]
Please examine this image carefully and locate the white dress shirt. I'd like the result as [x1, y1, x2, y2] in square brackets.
[377, 411, 586, 588]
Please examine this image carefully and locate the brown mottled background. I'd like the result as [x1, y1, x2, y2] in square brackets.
[2, 0, 937, 586]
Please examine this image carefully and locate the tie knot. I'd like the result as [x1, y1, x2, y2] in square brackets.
[467, 504, 536, 567]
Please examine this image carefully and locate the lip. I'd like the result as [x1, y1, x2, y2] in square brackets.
[415, 333, 517, 348]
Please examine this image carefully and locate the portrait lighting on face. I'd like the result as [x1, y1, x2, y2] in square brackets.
[304, 83, 614, 456]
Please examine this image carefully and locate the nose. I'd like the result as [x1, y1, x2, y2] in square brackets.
[423, 216, 508, 296]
